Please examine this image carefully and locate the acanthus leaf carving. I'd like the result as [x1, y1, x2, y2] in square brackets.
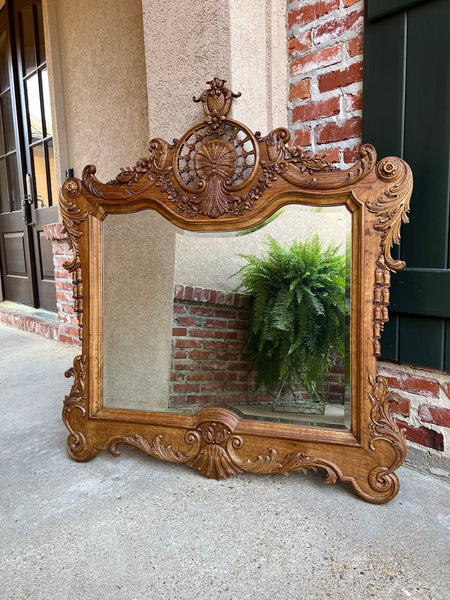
[104, 433, 196, 464]
[368, 157, 412, 271]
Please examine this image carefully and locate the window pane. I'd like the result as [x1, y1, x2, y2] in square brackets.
[37, 3, 46, 64]
[47, 139, 57, 205]
[0, 28, 10, 92]
[26, 73, 42, 141]
[31, 143, 48, 206]
[41, 68, 52, 136]
[0, 157, 10, 213]
[7, 154, 21, 211]
[20, 5, 36, 75]
[1, 93, 16, 152]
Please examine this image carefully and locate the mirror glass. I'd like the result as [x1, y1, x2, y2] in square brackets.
[102, 204, 351, 429]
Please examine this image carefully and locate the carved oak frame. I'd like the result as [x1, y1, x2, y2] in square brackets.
[60, 79, 413, 503]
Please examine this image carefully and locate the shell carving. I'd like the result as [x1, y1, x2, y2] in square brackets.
[186, 443, 242, 479]
[194, 140, 236, 181]
[190, 139, 241, 217]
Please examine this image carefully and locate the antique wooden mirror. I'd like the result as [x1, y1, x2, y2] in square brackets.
[60, 79, 412, 504]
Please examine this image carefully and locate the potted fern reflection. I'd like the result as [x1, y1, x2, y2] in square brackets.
[234, 234, 346, 413]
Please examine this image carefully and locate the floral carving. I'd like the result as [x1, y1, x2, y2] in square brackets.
[193, 77, 241, 131]
[63, 355, 88, 458]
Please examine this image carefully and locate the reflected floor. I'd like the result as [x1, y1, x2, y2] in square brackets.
[162, 403, 350, 430]
[232, 403, 350, 429]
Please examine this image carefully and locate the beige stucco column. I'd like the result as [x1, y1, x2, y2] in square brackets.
[113, 0, 289, 411]
[141, 0, 287, 137]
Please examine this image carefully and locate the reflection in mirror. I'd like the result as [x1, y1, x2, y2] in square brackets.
[102, 205, 351, 429]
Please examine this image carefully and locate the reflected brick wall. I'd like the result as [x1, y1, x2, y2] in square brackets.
[169, 284, 345, 410]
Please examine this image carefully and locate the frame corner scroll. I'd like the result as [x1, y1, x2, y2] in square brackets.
[368, 156, 413, 356]
[60, 78, 413, 504]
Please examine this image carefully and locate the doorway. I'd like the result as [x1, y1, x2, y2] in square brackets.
[0, 0, 57, 312]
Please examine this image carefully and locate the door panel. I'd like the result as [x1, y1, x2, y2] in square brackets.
[15, 0, 58, 311]
[0, 211, 34, 304]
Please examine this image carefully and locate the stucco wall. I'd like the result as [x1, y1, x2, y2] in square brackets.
[141, 0, 288, 138]
[102, 0, 289, 411]
[44, 0, 149, 183]
[103, 212, 176, 410]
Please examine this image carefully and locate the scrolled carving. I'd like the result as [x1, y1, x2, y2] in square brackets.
[368, 156, 412, 355]
[104, 433, 196, 464]
[62, 177, 82, 199]
[59, 190, 93, 340]
[367, 375, 407, 501]
[262, 127, 335, 176]
[63, 355, 89, 459]
[368, 156, 412, 271]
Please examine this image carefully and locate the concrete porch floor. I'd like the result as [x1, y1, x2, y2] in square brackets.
[0, 324, 449, 600]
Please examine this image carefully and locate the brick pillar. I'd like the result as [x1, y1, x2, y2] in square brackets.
[43, 222, 81, 347]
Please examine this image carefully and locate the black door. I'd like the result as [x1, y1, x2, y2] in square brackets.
[0, 0, 57, 311]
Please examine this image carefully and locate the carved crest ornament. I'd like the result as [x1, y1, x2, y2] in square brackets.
[60, 78, 413, 503]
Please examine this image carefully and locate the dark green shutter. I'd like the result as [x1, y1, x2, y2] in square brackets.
[363, 0, 450, 371]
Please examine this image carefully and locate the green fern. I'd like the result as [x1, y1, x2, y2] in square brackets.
[234, 234, 346, 403]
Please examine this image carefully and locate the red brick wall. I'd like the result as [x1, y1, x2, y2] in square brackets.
[379, 362, 449, 455]
[170, 285, 270, 409]
[288, 0, 363, 166]
[43, 223, 81, 347]
[169, 284, 345, 411]
[287, 0, 449, 466]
